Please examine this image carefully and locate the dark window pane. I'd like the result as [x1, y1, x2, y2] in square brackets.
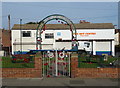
[22, 31, 31, 37]
[45, 33, 54, 39]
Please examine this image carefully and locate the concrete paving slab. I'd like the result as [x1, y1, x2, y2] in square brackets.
[2, 78, 119, 87]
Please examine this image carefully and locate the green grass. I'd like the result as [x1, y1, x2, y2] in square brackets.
[78, 62, 99, 68]
[78, 55, 120, 68]
[1, 56, 35, 68]
[0, 57, 2, 68]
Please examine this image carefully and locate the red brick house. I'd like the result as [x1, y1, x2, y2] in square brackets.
[0, 29, 11, 55]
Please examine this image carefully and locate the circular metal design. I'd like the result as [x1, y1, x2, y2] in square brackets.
[36, 14, 77, 50]
[59, 52, 65, 59]
[48, 52, 54, 58]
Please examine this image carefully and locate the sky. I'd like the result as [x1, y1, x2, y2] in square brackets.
[1, 1, 119, 29]
[1, 0, 120, 2]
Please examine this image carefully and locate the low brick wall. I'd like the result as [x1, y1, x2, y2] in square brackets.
[1, 53, 119, 78]
[2, 57, 42, 78]
[75, 68, 119, 78]
[71, 53, 119, 78]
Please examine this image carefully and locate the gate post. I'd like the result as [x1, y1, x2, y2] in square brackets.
[55, 50, 58, 76]
[71, 52, 78, 78]
[34, 52, 43, 78]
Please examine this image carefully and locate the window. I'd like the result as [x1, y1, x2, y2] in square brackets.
[45, 33, 54, 39]
[22, 31, 31, 37]
[84, 42, 90, 48]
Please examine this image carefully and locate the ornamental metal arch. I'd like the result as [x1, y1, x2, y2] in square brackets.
[36, 14, 77, 50]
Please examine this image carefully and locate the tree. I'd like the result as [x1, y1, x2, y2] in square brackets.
[26, 22, 38, 24]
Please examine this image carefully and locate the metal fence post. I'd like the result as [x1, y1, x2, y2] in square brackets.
[69, 52, 71, 77]
[43, 52, 44, 77]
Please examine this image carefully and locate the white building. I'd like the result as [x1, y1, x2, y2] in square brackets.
[114, 29, 120, 45]
[11, 23, 115, 56]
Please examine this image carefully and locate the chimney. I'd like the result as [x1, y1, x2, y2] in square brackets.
[80, 20, 90, 23]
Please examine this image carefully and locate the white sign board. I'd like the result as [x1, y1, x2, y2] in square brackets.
[75, 29, 114, 40]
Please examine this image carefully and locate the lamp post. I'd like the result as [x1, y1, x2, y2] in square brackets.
[8, 15, 11, 55]
[20, 19, 22, 54]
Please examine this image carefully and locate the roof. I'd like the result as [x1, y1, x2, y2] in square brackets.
[12, 23, 114, 30]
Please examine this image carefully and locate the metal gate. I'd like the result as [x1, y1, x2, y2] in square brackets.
[42, 50, 71, 78]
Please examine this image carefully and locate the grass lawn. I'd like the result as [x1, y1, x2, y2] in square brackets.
[78, 62, 99, 68]
[1, 56, 35, 68]
[0, 57, 2, 68]
[78, 55, 120, 68]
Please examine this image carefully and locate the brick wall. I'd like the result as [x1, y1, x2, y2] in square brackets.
[71, 53, 119, 78]
[0, 29, 2, 38]
[2, 57, 42, 78]
[0, 30, 2, 50]
[75, 68, 119, 78]
[2, 30, 11, 47]
[1, 53, 119, 78]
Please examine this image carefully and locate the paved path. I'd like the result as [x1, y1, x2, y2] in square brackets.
[1, 78, 119, 87]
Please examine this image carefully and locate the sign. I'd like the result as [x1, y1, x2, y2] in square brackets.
[74, 33, 96, 37]
[74, 29, 114, 39]
[57, 32, 61, 36]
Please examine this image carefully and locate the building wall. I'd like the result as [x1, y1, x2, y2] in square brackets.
[96, 41, 111, 51]
[0, 29, 2, 50]
[42, 45, 53, 50]
[12, 30, 36, 54]
[12, 29, 115, 56]
[53, 29, 114, 40]
[76, 29, 114, 56]
[55, 42, 72, 50]
[13, 45, 36, 54]
[2, 30, 11, 47]
[115, 33, 119, 45]
[0, 29, 11, 55]
[42, 30, 55, 44]
[78, 41, 92, 51]
[12, 30, 36, 43]
[76, 29, 114, 40]
[96, 41, 112, 55]
[54, 30, 72, 40]
[0, 29, 2, 38]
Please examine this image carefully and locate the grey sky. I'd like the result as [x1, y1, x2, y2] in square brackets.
[2, 2, 118, 29]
